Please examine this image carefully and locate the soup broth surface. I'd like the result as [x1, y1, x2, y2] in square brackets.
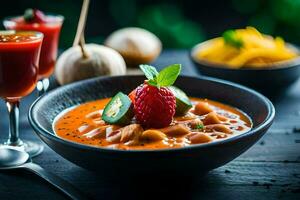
[54, 97, 252, 150]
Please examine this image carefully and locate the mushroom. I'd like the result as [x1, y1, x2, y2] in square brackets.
[104, 27, 162, 67]
[55, 44, 126, 85]
[55, 0, 126, 85]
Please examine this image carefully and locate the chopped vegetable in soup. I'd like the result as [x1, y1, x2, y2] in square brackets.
[53, 64, 252, 150]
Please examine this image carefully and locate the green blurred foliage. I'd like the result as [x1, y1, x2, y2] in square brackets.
[232, 0, 262, 14]
[232, 0, 300, 44]
[107, 1, 205, 48]
[5, 0, 300, 48]
[249, 12, 276, 34]
[90, 0, 300, 48]
[109, 0, 137, 26]
[137, 4, 205, 48]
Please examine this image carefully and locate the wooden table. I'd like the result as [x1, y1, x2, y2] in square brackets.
[0, 50, 299, 200]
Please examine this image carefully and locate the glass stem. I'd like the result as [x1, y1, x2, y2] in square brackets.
[37, 78, 50, 96]
[6, 101, 23, 146]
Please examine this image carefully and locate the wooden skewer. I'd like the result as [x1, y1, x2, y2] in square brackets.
[73, 0, 90, 58]
[79, 33, 89, 59]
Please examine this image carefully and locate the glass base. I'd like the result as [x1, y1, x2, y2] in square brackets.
[2, 140, 44, 157]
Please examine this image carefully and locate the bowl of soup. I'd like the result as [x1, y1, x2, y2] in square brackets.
[191, 27, 300, 96]
[29, 75, 274, 175]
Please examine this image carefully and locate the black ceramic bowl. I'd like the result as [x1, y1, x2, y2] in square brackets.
[191, 40, 300, 96]
[29, 75, 275, 175]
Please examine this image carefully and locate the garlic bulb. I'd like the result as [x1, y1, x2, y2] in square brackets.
[55, 44, 126, 85]
[104, 27, 162, 67]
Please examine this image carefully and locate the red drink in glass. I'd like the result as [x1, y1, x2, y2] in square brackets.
[0, 30, 44, 157]
[4, 14, 63, 79]
[0, 31, 42, 101]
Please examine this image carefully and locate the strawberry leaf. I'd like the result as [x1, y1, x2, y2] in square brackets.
[156, 64, 181, 87]
[139, 64, 159, 80]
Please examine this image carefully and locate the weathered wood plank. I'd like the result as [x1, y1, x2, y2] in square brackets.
[238, 131, 300, 162]
[1, 159, 299, 200]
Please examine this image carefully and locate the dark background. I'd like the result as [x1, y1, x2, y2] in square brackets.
[0, 0, 299, 49]
[1, 1, 300, 199]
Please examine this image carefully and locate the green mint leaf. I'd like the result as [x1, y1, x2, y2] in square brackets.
[222, 30, 243, 49]
[147, 79, 157, 87]
[24, 8, 34, 22]
[195, 124, 204, 130]
[139, 64, 159, 80]
[156, 64, 181, 87]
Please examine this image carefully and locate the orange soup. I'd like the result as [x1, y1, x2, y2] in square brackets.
[54, 97, 252, 150]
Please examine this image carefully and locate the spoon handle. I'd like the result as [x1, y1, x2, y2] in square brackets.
[21, 162, 88, 200]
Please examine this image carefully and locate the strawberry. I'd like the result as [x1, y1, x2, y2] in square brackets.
[133, 64, 181, 128]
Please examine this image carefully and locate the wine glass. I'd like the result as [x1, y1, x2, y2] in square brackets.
[4, 13, 64, 95]
[0, 30, 44, 157]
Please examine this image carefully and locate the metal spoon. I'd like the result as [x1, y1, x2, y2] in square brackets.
[0, 147, 88, 200]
